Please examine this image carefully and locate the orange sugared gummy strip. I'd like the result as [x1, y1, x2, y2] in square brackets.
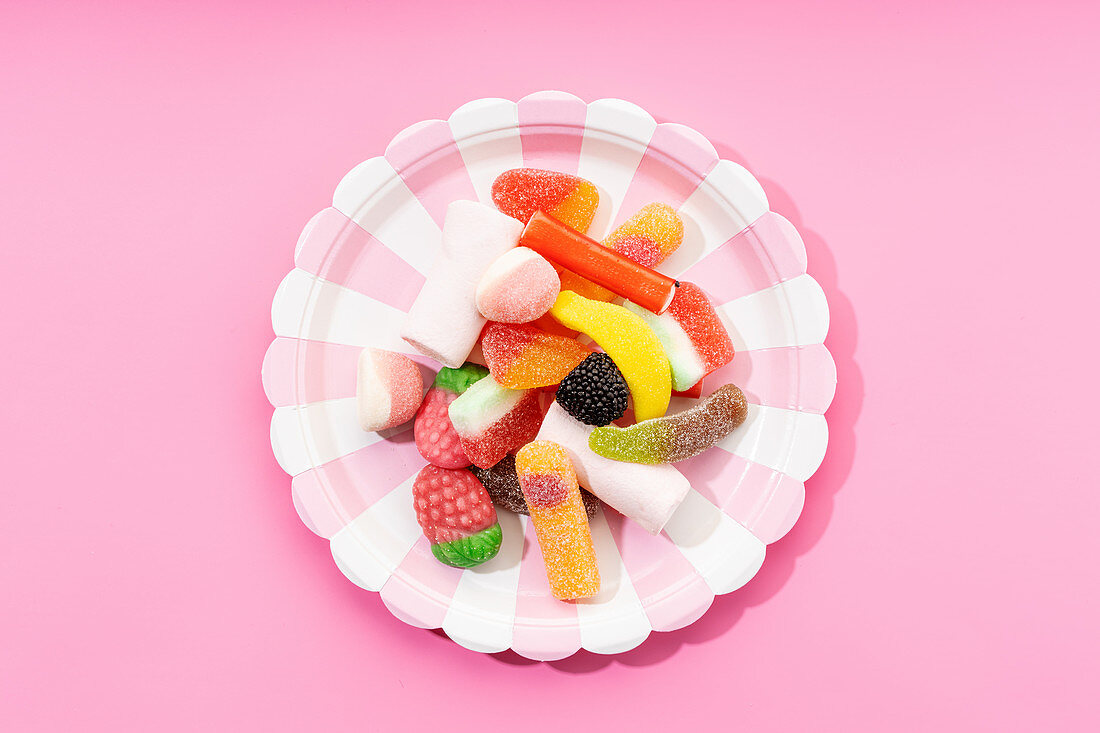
[515, 440, 600, 601]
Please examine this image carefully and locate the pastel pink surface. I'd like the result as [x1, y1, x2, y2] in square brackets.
[4, 4, 1100, 733]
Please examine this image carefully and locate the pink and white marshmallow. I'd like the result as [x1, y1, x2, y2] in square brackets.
[357, 348, 425, 432]
[536, 402, 690, 534]
[475, 246, 560, 323]
[402, 201, 523, 367]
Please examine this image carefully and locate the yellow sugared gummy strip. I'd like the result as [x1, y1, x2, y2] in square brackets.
[548, 291, 671, 421]
[515, 440, 600, 601]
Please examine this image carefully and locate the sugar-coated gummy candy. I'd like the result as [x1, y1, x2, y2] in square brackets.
[481, 321, 591, 389]
[515, 441, 600, 600]
[469, 454, 600, 518]
[554, 353, 629, 427]
[412, 465, 502, 568]
[491, 168, 599, 232]
[536, 402, 691, 535]
[588, 384, 748, 464]
[520, 212, 679, 314]
[402, 201, 523, 368]
[448, 375, 543, 469]
[626, 282, 735, 392]
[356, 348, 425, 432]
[414, 363, 488, 468]
[603, 203, 684, 268]
[475, 247, 560, 324]
[549, 290, 671, 422]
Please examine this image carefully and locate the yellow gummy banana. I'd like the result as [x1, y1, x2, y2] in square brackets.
[549, 290, 671, 421]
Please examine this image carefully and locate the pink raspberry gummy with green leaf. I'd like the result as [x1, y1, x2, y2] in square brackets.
[414, 363, 488, 468]
[412, 465, 502, 568]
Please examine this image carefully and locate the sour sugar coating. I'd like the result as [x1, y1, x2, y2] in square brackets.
[521, 212, 680, 314]
[555, 352, 629, 427]
[481, 321, 591, 389]
[357, 348, 425, 432]
[402, 201, 523, 368]
[558, 202, 685, 302]
[515, 441, 600, 601]
[536, 402, 690, 535]
[626, 282, 735, 392]
[475, 247, 560, 324]
[448, 376, 543, 469]
[589, 384, 748, 464]
[469, 454, 600, 518]
[549, 290, 671, 422]
[604, 203, 684, 268]
[491, 168, 600, 232]
[412, 465, 502, 568]
[414, 363, 488, 468]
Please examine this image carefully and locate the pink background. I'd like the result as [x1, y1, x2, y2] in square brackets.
[3, 1, 1098, 730]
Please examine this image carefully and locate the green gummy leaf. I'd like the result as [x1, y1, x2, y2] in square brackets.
[431, 523, 503, 568]
[433, 362, 489, 395]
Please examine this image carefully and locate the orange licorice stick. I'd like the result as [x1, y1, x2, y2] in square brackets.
[520, 212, 679, 314]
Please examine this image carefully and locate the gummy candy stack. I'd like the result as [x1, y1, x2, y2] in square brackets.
[349, 168, 749, 598]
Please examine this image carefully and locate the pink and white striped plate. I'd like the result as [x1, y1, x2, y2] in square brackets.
[262, 92, 836, 660]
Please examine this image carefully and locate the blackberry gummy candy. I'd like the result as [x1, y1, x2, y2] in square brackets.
[588, 384, 749, 464]
[412, 465, 502, 568]
[515, 441, 600, 600]
[549, 290, 671, 422]
[555, 353, 629, 427]
[491, 168, 599, 232]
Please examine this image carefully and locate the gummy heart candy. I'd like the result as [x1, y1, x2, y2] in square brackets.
[588, 384, 748, 464]
[491, 168, 599, 232]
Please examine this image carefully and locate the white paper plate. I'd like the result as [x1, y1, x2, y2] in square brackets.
[262, 91, 836, 660]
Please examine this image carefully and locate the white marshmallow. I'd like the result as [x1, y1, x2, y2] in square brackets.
[475, 246, 560, 323]
[401, 201, 523, 367]
[536, 402, 691, 535]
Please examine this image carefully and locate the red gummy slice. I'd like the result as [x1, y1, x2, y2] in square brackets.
[412, 466, 496, 545]
[459, 390, 544, 469]
[667, 283, 736, 373]
[414, 387, 470, 468]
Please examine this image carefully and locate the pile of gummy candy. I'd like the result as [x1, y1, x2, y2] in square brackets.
[356, 168, 747, 601]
